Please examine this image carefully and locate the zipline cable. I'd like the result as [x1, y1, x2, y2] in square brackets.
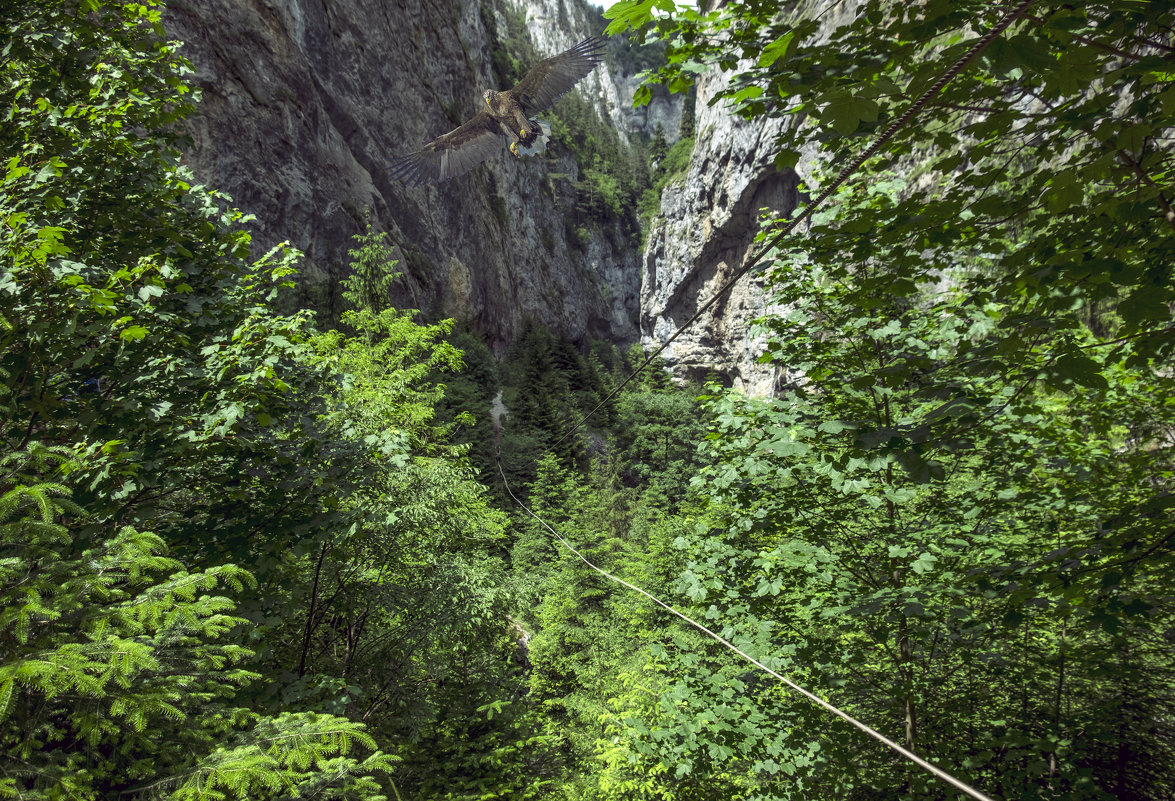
[554, 0, 1039, 447]
[496, 454, 998, 801]
[500, 2, 1044, 797]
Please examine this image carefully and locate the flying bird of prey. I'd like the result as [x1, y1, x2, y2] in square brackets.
[389, 37, 605, 186]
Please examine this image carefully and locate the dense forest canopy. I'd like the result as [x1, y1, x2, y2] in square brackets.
[2, 1, 1173, 800]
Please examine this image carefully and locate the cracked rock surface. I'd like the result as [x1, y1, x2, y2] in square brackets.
[640, 67, 800, 395]
[165, 0, 641, 352]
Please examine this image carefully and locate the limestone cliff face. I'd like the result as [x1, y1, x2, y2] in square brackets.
[163, 0, 643, 352]
[639, 71, 799, 395]
[638, 0, 860, 396]
[164, 0, 845, 391]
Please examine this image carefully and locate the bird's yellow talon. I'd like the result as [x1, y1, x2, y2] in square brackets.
[520, 128, 527, 137]
[509, 142, 520, 157]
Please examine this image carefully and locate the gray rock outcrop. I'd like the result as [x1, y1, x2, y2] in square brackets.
[163, 0, 857, 394]
[512, 0, 682, 144]
[640, 70, 799, 395]
[638, 0, 862, 396]
[163, 0, 642, 352]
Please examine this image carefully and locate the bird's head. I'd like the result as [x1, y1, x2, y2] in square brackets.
[483, 89, 494, 107]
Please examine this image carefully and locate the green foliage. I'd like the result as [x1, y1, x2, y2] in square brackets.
[0, 3, 518, 798]
[613, 388, 702, 494]
[341, 224, 400, 316]
[511, 449, 697, 797]
[648, 124, 669, 164]
[27, 0, 1175, 798]
[0, 0, 323, 549]
[478, 327, 708, 797]
[638, 135, 695, 231]
[0, 444, 393, 799]
[482, 0, 535, 90]
[433, 326, 502, 478]
[598, 180, 1175, 799]
[608, 0, 1175, 370]
[312, 306, 462, 456]
[578, 154, 627, 220]
[548, 93, 649, 230]
[287, 300, 525, 801]
[595, 2, 1175, 798]
[497, 330, 696, 487]
[497, 322, 607, 479]
[609, 29, 668, 76]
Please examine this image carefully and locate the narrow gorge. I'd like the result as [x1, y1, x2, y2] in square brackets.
[162, 0, 794, 389]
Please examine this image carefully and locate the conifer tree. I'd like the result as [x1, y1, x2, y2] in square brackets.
[0, 444, 394, 799]
[1, 2, 397, 795]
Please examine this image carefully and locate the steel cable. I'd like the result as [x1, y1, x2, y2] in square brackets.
[502, 3, 1042, 798]
[496, 454, 998, 801]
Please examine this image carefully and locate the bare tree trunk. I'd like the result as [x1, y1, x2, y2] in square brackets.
[896, 586, 918, 753]
[298, 537, 330, 677]
[1050, 618, 1066, 780]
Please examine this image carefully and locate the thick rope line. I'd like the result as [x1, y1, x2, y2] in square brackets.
[554, 0, 1038, 447]
[496, 455, 997, 801]
[501, 3, 1043, 795]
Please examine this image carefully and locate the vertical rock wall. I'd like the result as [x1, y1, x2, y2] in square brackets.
[514, 0, 682, 145]
[640, 68, 800, 395]
[163, 0, 855, 393]
[638, 0, 861, 396]
[163, 0, 642, 352]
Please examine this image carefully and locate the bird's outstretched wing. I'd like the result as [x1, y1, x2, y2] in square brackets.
[510, 37, 605, 115]
[388, 111, 503, 186]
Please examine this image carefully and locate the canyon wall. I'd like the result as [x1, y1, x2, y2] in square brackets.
[639, 73, 799, 395]
[164, 0, 854, 394]
[637, 0, 859, 395]
[163, 0, 661, 353]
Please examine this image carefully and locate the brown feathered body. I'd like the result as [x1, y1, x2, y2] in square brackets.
[389, 37, 605, 186]
[485, 89, 542, 148]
